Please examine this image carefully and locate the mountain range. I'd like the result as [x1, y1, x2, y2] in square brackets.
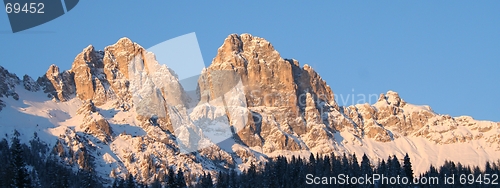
[0, 33, 499, 185]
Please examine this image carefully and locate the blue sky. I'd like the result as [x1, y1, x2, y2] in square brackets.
[0, 1, 498, 121]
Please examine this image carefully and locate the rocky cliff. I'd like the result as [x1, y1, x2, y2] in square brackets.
[198, 34, 500, 154]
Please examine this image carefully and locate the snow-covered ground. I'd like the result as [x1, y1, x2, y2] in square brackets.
[2, 84, 500, 176]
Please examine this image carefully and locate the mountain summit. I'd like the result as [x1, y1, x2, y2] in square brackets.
[0, 34, 499, 185]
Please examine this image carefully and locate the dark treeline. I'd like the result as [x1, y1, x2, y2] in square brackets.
[0, 130, 100, 188]
[2, 129, 500, 188]
[210, 153, 500, 188]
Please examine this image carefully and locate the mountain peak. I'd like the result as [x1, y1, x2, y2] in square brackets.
[83, 44, 94, 53]
[201, 33, 338, 149]
[41, 63, 75, 101]
[213, 33, 280, 69]
[47, 64, 60, 75]
[383, 90, 406, 106]
[223, 33, 270, 44]
[108, 37, 141, 51]
[221, 33, 275, 52]
[117, 37, 133, 44]
[0, 66, 20, 101]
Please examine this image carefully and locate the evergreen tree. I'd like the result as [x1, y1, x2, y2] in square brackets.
[0, 138, 11, 187]
[485, 161, 494, 175]
[388, 155, 401, 177]
[118, 178, 125, 188]
[215, 171, 227, 188]
[402, 153, 413, 179]
[58, 167, 70, 188]
[427, 164, 439, 180]
[167, 167, 176, 187]
[456, 162, 465, 175]
[201, 172, 213, 188]
[151, 176, 161, 188]
[358, 154, 373, 188]
[332, 154, 342, 175]
[314, 153, 322, 176]
[112, 178, 119, 188]
[262, 160, 274, 187]
[351, 153, 361, 176]
[10, 130, 31, 188]
[78, 168, 97, 188]
[228, 169, 238, 188]
[247, 162, 257, 184]
[175, 168, 187, 188]
[126, 173, 135, 188]
[308, 153, 315, 174]
[472, 165, 481, 177]
[377, 159, 387, 176]
[341, 153, 349, 175]
[322, 155, 331, 177]
[360, 154, 373, 176]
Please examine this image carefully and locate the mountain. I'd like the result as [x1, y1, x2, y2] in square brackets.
[0, 33, 499, 185]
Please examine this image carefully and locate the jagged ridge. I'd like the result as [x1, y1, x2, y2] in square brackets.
[0, 34, 499, 185]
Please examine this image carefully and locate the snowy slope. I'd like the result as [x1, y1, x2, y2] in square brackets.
[3, 82, 499, 177]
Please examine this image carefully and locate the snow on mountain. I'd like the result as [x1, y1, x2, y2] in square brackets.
[0, 34, 499, 185]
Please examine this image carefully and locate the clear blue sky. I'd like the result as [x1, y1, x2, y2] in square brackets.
[0, 1, 498, 121]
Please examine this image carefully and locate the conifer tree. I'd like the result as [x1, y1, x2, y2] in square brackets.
[341, 153, 349, 175]
[151, 176, 161, 188]
[125, 173, 135, 188]
[228, 169, 238, 188]
[360, 153, 373, 176]
[215, 171, 227, 188]
[0, 138, 11, 187]
[167, 167, 176, 187]
[118, 178, 125, 188]
[201, 172, 213, 188]
[322, 155, 331, 176]
[308, 153, 315, 174]
[10, 130, 31, 188]
[248, 162, 257, 183]
[112, 178, 119, 188]
[378, 159, 387, 176]
[176, 168, 187, 188]
[351, 153, 361, 176]
[402, 153, 413, 179]
[390, 155, 401, 177]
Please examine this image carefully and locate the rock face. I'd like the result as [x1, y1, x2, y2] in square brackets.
[68, 38, 188, 109]
[68, 38, 143, 106]
[0, 66, 20, 100]
[38, 64, 75, 101]
[70, 39, 144, 106]
[22, 75, 40, 92]
[70, 45, 107, 104]
[198, 34, 338, 152]
[77, 100, 113, 143]
[68, 37, 192, 140]
[0, 66, 20, 111]
[198, 33, 500, 153]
